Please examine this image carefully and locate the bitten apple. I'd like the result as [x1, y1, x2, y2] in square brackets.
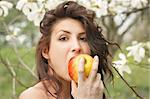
[68, 54, 93, 83]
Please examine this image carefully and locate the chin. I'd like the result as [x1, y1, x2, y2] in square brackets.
[65, 75, 72, 82]
[58, 74, 71, 82]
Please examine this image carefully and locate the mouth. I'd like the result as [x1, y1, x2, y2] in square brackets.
[69, 56, 75, 62]
[68, 54, 79, 66]
[69, 54, 79, 62]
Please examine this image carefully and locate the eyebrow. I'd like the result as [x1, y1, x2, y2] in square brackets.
[58, 30, 86, 35]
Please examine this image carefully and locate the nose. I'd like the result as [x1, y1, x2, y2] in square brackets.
[71, 40, 81, 54]
[72, 48, 81, 53]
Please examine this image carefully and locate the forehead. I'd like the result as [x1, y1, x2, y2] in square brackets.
[51, 18, 85, 34]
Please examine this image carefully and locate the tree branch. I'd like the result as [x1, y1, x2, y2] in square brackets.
[105, 5, 150, 17]
[12, 44, 37, 79]
[116, 14, 129, 30]
[112, 65, 144, 99]
[120, 14, 140, 38]
[0, 55, 27, 88]
[123, 6, 150, 16]
[101, 16, 110, 39]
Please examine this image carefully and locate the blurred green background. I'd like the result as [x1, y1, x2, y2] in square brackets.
[0, 44, 149, 99]
[0, 0, 150, 99]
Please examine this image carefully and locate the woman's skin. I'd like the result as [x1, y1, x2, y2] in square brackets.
[19, 18, 103, 99]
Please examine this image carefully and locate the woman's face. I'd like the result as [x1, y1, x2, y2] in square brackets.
[43, 18, 91, 81]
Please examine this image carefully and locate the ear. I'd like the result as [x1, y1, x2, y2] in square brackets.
[42, 47, 49, 59]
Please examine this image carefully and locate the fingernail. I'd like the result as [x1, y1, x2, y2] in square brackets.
[78, 57, 84, 71]
[79, 57, 84, 63]
[94, 55, 99, 61]
[79, 57, 85, 68]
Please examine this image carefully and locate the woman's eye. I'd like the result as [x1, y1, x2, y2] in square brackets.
[80, 37, 87, 42]
[59, 36, 68, 41]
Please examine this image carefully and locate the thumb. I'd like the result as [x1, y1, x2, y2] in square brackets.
[71, 80, 78, 98]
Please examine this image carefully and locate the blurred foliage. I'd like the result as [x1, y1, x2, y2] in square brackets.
[0, 45, 37, 99]
[0, 0, 150, 99]
[106, 44, 150, 99]
[0, 45, 149, 99]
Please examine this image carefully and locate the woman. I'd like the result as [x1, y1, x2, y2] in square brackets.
[19, 1, 113, 99]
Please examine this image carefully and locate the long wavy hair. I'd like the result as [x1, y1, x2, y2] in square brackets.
[36, 1, 113, 98]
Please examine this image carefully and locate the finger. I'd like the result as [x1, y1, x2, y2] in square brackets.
[78, 57, 85, 83]
[93, 73, 104, 94]
[71, 80, 78, 98]
[94, 73, 102, 89]
[88, 55, 99, 82]
[96, 73, 101, 81]
[97, 73, 104, 91]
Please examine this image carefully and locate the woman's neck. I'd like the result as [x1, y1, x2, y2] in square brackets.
[46, 69, 72, 98]
[56, 74, 72, 98]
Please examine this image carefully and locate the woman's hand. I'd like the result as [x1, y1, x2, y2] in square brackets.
[71, 55, 104, 99]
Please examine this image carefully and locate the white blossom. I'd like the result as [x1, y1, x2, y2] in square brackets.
[45, 0, 64, 10]
[121, 0, 131, 7]
[78, 0, 108, 18]
[16, 1, 39, 15]
[5, 34, 28, 46]
[126, 41, 145, 63]
[16, 0, 45, 26]
[22, 2, 38, 15]
[16, 0, 27, 10]
[131, 0, 148, 9]
[27, 9, 45, 26]
[94, 0, 108, 17]
[0, 1, 13, 17]
[108, 0, 129, 15]
[113, 53, 131, 76]
[108, 0, 148, 15]
[113, 14, 126, 26]
[6, 34, 15, 41]
[15, 0, 149, 26]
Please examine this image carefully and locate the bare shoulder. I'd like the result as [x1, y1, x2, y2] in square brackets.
[19, 82, 48, 99]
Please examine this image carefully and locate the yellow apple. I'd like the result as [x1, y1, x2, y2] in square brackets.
[68, 54, 93, 83]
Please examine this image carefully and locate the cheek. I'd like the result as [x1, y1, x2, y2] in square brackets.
[83, 43, 91, 54]
[48, 47, 70, 80]
[48, 44, 70, 67]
